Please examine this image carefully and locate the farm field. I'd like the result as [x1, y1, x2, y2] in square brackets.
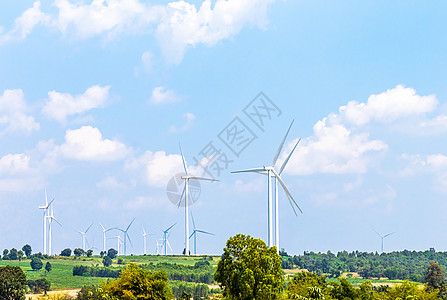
[0, 254, 219, 290]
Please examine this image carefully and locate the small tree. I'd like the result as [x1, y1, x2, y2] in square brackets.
[74, 248, 84, 257]
[60, 248, 72, 257]
[0, 265, 27, 299]
[45, 262, 52, 276]
[30, 257, 43, 271]
[425, 261, 447, 299]
[107, 248, 118, 259]
[103, 256, 113, 267]
[86, 249, 93, 257]
[8, 248, 18, 260]
[22, 244, 32, 258]
[17, 250, 24, 261]
[2, 249, 9, 260]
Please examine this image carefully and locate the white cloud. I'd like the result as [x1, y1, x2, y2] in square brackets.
[0, 89, 39, 135]
[149, 86, 181, 104]
[0, 153, 42, 192]
[125, 150, 183, 188]
[0, 1, 48, 45]
[54, 126, 130, 161]
[400, 153, 447, 192]
[42, 85, 110, 123]
[169, 112, 195, 133]
[1, 0, 275, 64]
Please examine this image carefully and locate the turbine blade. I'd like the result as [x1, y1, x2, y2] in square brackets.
[126, 233, 133, 248]
[179, 143, 189, 175]
[142, 226, 146, 235]
[273, 120, 294, 167]
[177, 183, 186, 208]
[189, 176, 219, 182]
[231, 167, 266, 174]
[279, 138, 301, 175]
[85, 236, 90, 248]
[196, 230, 214, 235]
[85, 223, 93, 234]
[190, 212, 196, 230]
[126, 218, 136, 231]
[383, 232, 395, 238]
[53, 217, 62, 227]
[189, 231, 195, 239]
[99, 223, 106, 231]
[166, 222, 176, 232]
[272, 170, 303, 214]
[373, 229, 382, 238]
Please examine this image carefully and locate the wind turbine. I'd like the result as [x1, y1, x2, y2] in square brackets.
[46, 204, 61, 256]
[38, 189, 54, 255]
[188, 212, 214, 255]
[156, 239, 163, 255]
[161, 223, 176, 256]
[374, 230, 395, 253]
[142, 226, 155, 255]
[99, 223, 115, 253]
[76, 223, 93, 251]
[118, 218, 135, 255]
[177, 144, 218, 256]
[232, 120, 302, 252]
[110, 235, 123, 256]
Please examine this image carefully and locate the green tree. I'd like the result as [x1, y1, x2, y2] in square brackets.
[103, 256, 112, 267]
[107, 248, 118, 259]
[8, 248, 18, 260]
[17, 251, 24, 262]
[3, 249, 9, 260]
[30, 257, 43, 271]
[99, 263, 173, 299]
[45, 262, 52, 276]
[60, 248, 71, 257]
[214, 233, 284, 300]
[179, 291, 192, 300]
[74, 248, 84, 257]
[27, 278, 51, 295]
[287, 271, 329, 299]
[0, 265, 27, 300]
[425, 261, 447, 299]
[86, 249, 93, 257]
[21, 244, 32, 258]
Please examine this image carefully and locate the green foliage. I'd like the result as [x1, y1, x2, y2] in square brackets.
[98, 263, 173, 299]
[73, 265, 121, 278]
[287, 271, 329, 299]
[425, 261, 447, 299]
[73, 248, 84, 257]
[60, 248, 72, 257]
[45, 262, 52, 275]
[179, 291, 192, 300]
[107, 248, 118, 259]
[27, 278, 51, 294]
[103, 256, 112, 267]
[141, 260, 214, 284]
[30, 257, 43, 271]
[214, 233, 284, 300]
[76, 285, 101, 300]
[0, 265, 27, 300]
[21, 244, 32, 258]
[86, 250, 93, 258]
[170, 281, 210, 299]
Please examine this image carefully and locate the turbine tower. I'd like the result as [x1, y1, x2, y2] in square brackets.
[178, 144, 218, 256]
[161, 223, 176, 255]
[232, 121, 302, 252]
[374, 230, 395, 253]
[188, 212, 214, 255]
[99, 223, 115, 253]
[76, 223, 93, 251]
[118, 218, 135, 255]
[142, 226, 154, 255]
[38, 189, 54, 255]
[46, 204, 61, 256]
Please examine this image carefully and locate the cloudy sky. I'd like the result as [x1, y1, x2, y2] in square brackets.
[1, 0, 447, 256]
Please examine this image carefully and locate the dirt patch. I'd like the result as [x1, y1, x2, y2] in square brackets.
[26, 289, 80, 299]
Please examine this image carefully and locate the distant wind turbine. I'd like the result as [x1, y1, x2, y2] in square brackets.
[38, 189, 54, 255]
[177, 144, 218, 256]
[188, 212, 214, 255]
[232, 120, 302, 252]
[46, 204, 61, 256]
[118, 218, 135, 255]
[142, 226, 155, 255]
[76, 223, 93, 251]
[161, 223, 176, 255]
[99, 223, 115, 253]
[374, 230, 395, 253]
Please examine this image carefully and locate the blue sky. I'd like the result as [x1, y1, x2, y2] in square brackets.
[1, 0, 447, 256]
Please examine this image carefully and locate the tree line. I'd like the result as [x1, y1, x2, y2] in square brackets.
[281, 248, 447, 282]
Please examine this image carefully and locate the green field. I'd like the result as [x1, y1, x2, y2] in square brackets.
[0, 254, 219, 290]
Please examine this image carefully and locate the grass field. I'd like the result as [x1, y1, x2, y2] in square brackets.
[0, 254, 218, 290]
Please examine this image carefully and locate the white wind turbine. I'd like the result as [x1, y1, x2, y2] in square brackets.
[161, 223, 176, 256]
[374, 230, 395, 253]
[142, 226, 155, 255]
[99, 223, 115, 253]
[188, 212, 214, 255]
[118, 218, 135, 255]
[110, 235, 123, 256]
[46, 204, 61, 256]
[177, 144, 218, 256]
[232, 121, 302, 252]
[76, 223, 93, 251]
[38, 189, 54, 255]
